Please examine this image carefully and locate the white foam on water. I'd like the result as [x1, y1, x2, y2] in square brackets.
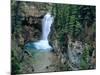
[33, 40, 52, 50]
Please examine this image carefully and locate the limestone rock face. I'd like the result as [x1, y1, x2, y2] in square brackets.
[68, 40, 84, 69]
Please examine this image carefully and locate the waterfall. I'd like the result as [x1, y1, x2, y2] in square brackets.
[41, 13, 54, 40]
[31, 12, 54, 51]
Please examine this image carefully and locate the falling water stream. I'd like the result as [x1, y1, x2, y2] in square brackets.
[33, 12, 54, 51]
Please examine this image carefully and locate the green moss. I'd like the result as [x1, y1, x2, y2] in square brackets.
[11, 50, 21, 74]
[80, 45, 89, 70]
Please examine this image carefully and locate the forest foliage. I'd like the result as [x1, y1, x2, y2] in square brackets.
[52, 4, 95, 41]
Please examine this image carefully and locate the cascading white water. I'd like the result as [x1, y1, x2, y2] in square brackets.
[32, 12, 54, 51]
[41, 13, 53, 40]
